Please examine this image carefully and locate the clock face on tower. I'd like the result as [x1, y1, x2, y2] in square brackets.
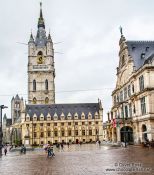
[37, 55, 43, 64]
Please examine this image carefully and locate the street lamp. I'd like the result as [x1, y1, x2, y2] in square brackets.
[0, 105, 8, 156]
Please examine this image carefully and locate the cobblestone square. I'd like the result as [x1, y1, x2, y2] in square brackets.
[0, 144, 153, 175]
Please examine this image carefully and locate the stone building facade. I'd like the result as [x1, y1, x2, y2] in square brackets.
[22, 103, 103, 145]
[28, 3, 55, 105]
[2, 114, 12, 144]
[18, 3, 103, 146]
[108, 31, 154, 144]
[11, 94, 24, 145]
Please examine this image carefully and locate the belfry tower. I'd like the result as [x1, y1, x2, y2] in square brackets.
[28, 3, 55, 104]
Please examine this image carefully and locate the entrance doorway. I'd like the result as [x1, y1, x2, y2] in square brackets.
[120, 126, 133, 144]
[142, 124, 147, 141]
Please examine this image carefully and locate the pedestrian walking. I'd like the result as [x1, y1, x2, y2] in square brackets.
[47, 145, 52, 157]
[47, 145, 55, 158]
[67, 142, 69, 148]
[50, 144, 55, 157]
[4, 146, 7, 156]
[98, 140, 101, 146]
[61, 143, 64, 150]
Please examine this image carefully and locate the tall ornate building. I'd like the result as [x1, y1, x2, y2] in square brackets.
[108, 30, 154, 144]
[19, 3, 103, 146]
[11, 94, 24, 124]
[11, 94, 24, 145]
[28, 3, 55, 105]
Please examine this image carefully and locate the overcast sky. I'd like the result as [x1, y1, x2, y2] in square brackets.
[0, 0, 154, 121]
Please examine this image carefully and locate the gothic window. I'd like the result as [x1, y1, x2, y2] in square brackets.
[121, 55, 125, 67]
[54, 130, 58, 137]
[68, 129, 71, 136]
[75, 130, 78, 136]
[120, 91, 123, 102]
[45, 97, 49, 104]
[128, 85, 131, 97]
[33, 80, 36, 91]
[124, 87, 127, 100]
[121, 107, 124, 118]
[129, 103, 132, 118]
[140, 97, 146, 115]
[47, 131, 51, 137]
[45, 79, 48, 91]
[139, 75, 144, 91]
[114, 95, 116, 105]
[124, 105, 128, 118]
[40, 132, 44, 137]
[89, 130, 92, 136]
[117, 94, 119, 102]
[33, 97, 37, 104]
[61, 130, 65, 137]
[132, 84, 135, 93]
[82, 130, 85, 136]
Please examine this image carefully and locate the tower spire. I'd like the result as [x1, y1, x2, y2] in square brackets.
[38, 2, 45, 29]
[40, 2, 43, 18]
[119, 26, 126, 45]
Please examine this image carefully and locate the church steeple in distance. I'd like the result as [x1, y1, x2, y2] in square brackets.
[38, 2, 45, 29]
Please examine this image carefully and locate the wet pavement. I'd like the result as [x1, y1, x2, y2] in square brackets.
[0, 144, 153, 175]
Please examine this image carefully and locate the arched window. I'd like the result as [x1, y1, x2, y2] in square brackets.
[45, 79, 48, 91]
[45, 97, 49, 104]
[37, 51, 43, 56]
[33, 80, 36, 91]
[33, 97, 37, 104]
[121, 55, 125, 67]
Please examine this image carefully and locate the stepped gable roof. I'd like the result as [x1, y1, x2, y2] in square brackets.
[6, 119, 12, 127]
[26, 103, 100, 120]
[126, 40, 154, 70]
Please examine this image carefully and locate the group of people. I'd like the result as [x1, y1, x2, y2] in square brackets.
[143, 138, 154, 148]
[45, 144, 55, 158]
[96, 140, 101, 146]
[56, 143, 64, 150]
